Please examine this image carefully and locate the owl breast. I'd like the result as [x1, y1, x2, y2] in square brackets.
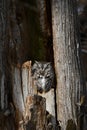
[40, 76, 46, 89]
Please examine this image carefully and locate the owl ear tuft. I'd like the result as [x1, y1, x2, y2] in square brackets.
[46, 62, 51, 66]
[35, 60, 38, 64]
[31, 61, 38, 75]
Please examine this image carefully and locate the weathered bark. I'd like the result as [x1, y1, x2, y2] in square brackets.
[7, 0, 30, 64]
[39, 89, 56, 129]
[23, 95, 46, 130]
[52, 0, 83, 129]
[11, 61, 33, 129]
[0, 0, 56, 129]
[0, 0, 8, 110]
[0, 110, 15, 130]
[0, 0, 16, 129]
[12, 61, 56, 130]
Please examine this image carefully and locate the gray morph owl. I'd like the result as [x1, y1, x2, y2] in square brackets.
[32, 61, 54, 93]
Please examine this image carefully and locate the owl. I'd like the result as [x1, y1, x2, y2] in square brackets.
[32, 61, 54, 93]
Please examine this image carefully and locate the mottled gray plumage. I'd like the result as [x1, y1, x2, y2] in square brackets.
[32, 61, 54, 93]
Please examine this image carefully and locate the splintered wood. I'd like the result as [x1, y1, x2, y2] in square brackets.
[23, 95, 46, 130]
[22, 61, 34, 96]
[12, 61, 56, 130]
[38, 89, 56, 129]
[12, 61, 34, 129]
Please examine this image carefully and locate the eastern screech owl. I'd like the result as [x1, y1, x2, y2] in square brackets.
[32, 61, 54, 93]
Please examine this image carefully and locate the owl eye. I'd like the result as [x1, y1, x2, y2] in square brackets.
[46, 74, 50, 78]
[37, 74, 40, 78]
[37, 74, 42, 78]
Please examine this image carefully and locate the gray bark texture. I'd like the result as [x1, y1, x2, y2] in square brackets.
[52, 0, 83, 130]
[12, 61, 56, 130]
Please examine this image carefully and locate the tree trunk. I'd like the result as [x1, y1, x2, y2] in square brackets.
[52, 0, 83, 129]
[0, 0, 8, 110]
[0, 0, 16, 130]
[0, 0, 57, 129]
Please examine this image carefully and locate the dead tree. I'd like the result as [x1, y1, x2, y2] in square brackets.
[1, 0, 85, 129]
[52, 0, 84, 130]
[11, 61, 56, 130]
